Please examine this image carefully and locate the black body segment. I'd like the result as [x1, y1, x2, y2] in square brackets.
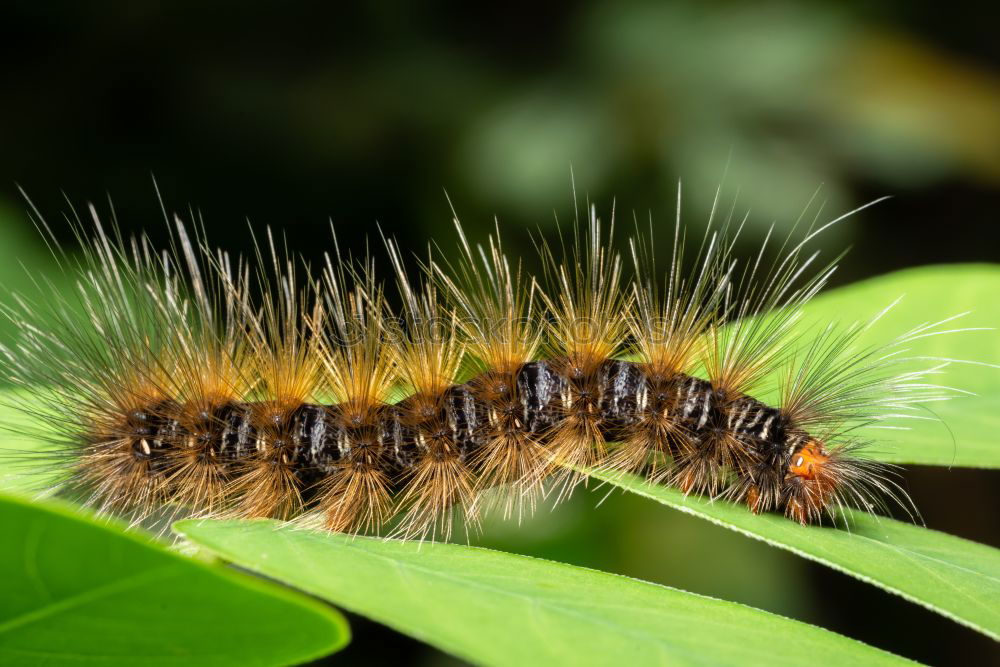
[111, 358, 801, 508]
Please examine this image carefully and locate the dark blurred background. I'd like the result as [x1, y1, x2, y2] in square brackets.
[1, 1, 997, 664]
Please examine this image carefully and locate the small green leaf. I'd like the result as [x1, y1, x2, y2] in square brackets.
[796, 264, 1000, 468]
[0, 494, 349, 665]
[175, 518, 911, 667]
[588, 470, 1000, 641]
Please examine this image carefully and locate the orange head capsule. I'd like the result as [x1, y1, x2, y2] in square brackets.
[789, 442, 829, 480]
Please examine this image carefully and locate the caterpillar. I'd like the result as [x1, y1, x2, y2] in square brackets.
[0, 190, 954, 540]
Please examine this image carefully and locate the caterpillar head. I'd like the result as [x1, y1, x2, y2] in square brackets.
[781, 438, 908, 524]
[783, 440, 836, 524]
[789, 441, 829, 481]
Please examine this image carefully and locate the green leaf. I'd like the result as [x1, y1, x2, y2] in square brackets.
[175, 518, 910, 667]
[587, 470, 1000, 642]
[797, 264, 1000, 468]
[0, 494, 349, 665]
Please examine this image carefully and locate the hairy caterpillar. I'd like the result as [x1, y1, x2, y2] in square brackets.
[0, 190, 955, 540]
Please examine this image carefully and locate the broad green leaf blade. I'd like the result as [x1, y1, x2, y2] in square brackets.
[796, 264, 1000, 468]
[0, 494, 349, 665]
[175, 518, 911, 667]
[589, 470, 1000, 642]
